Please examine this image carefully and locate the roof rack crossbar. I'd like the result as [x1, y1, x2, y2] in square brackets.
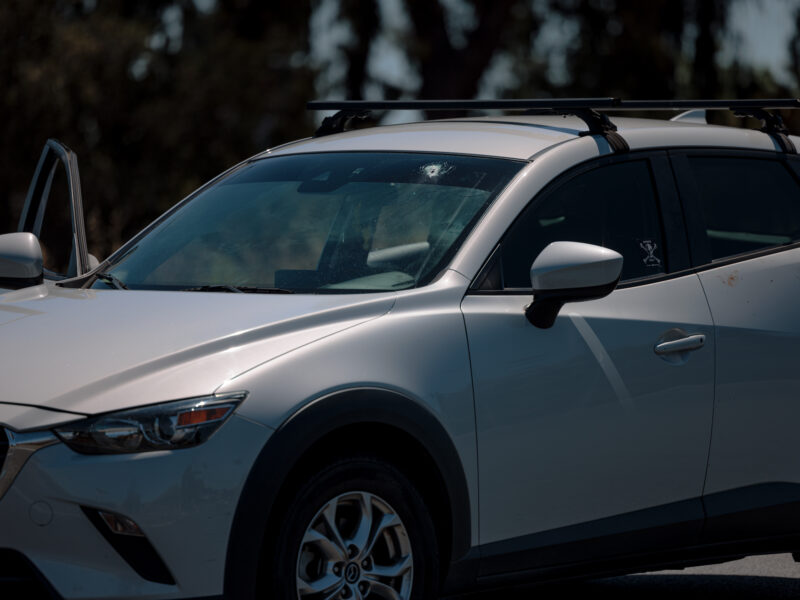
[307, 98, 800, 153]
[308, 98, 620, 112]
[308, 99, 632, 150]
[313, 109, 371, 138]
[308, 98, 800, 113]
[556, 108, 629, 153]
[730, 107, 796, 154]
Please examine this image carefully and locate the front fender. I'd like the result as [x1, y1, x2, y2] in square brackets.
[223, 387, 473, 599]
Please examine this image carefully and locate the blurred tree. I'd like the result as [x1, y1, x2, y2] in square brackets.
[690, 0, 728, 99]
[545, 0, 687, 99]
[402, 0, 519, 117]
[2, 0, 798, 259]
[337, 0, 380, 100]
[0, 0, 314, 257]
[330, 0, 546, 116]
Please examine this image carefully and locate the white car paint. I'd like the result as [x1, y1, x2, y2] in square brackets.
[699, 248, 800, 494]
[0, 284, 394, 422]
[461, 272, 715, 544]
[530, 241, 623, 290]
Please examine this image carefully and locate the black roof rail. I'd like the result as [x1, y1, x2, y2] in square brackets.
[307, 98, 800, 153]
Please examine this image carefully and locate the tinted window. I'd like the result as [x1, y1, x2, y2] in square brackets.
[37, 163, 77, 277]
[687, 157, 800, 261]
[99, 153, 522, 292]
[500, 160, 665, 288]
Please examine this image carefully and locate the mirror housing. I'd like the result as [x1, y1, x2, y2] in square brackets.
[0, 232, 44, 289]
[525, 241, 623, 329]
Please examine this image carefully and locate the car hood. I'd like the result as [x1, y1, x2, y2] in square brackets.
[0, 284, 394, 427]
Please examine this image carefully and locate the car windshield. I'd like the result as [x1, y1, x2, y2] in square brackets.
[96, 152, 522, 292]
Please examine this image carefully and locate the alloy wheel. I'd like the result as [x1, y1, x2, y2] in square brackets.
[296, 491, 413, 600]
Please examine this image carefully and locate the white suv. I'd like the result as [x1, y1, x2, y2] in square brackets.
[1, 98, 800, 600]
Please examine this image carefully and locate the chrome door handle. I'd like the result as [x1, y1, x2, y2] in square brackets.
[654, 334, 705, 355]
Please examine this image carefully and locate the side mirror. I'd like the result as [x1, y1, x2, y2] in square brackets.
[0, 232, 44, 289]
[87, 253, 100, 271]
[525, 241, 622, 329]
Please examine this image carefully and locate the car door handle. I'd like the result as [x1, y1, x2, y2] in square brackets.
[654, 334, 705, 355]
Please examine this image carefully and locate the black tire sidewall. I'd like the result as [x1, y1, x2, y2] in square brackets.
[268, 456, 439, 600]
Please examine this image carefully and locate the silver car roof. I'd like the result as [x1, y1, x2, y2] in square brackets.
[263, 114, 793, 161]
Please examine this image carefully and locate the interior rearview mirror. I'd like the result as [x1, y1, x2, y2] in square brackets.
[0, 232, 44, 289]
[525, 241, 623, 329]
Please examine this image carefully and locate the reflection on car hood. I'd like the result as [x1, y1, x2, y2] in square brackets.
[0, 284, 394, 421]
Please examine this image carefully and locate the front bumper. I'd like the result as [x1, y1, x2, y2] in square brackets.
[0, 414, 272, 600]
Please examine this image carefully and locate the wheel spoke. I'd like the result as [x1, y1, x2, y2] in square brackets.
[297, 573, 344, 597]
[321, 500, 348, 557]
[302, 528, 347, 562]
[364, 554, 412, 581]
[362, 512, 401, 558]
[368, 580, 403, 600]
[322, 582, 347, 600]
[347, 492, 374, 552]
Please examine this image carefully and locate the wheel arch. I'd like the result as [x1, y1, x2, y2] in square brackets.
[223, 387, 473, 599]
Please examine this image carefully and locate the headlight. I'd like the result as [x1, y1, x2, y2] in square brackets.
[54, 393, 247, 454]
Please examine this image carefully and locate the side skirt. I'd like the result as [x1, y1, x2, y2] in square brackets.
[442, 483, 800, 594]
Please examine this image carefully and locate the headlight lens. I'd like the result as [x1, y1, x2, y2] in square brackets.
[54, 393, 246, 454]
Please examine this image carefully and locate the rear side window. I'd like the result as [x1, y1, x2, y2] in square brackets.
[687, 157, 800, 261]
[499, 160, 666, 288]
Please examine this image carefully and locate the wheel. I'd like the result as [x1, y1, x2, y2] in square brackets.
[267, 456, 439, 600]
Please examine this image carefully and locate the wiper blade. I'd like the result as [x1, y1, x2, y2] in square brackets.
[95, 272, 128, 290]
[183, 284, 243, 293]
[182, 285, 294, 294]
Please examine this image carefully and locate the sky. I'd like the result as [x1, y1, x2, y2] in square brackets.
[725, 0, 798, 86]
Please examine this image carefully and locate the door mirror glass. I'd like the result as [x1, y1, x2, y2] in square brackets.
[525, 241, 622, 329]
[0, 232, 44, 289]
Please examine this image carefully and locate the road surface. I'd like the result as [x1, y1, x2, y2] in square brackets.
[464, 554, 800, 599]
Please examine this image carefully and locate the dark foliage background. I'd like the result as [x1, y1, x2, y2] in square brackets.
[3, 0, 800, 259]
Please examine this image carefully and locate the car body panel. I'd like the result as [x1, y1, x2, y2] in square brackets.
[0, 403, 84, 431]
[0, 283, 394, 418]
[623, 122, 780, 153]
[266, 115, 784, 162]
[0, 414, 270, 599]
[265, 119, 578, 160]
[218, 269, 482, 543]
[698, 248, 800, 494]
[462, 272, 715, 546]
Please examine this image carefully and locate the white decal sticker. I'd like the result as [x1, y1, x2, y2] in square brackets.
[639, 239, 661, 267]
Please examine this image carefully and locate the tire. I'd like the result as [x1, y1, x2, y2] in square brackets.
[266, 455, 440, 600]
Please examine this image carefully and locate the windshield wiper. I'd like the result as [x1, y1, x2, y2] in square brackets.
[95, 272, 128, 290]
[182, 285, 294, 294]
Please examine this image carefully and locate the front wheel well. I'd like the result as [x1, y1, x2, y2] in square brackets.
[262, 422, 454, 581]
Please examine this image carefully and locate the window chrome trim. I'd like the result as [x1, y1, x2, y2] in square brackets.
[0, 429, 59, 501]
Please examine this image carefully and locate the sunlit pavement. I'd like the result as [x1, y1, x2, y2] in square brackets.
[457, 554, 800, 599]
